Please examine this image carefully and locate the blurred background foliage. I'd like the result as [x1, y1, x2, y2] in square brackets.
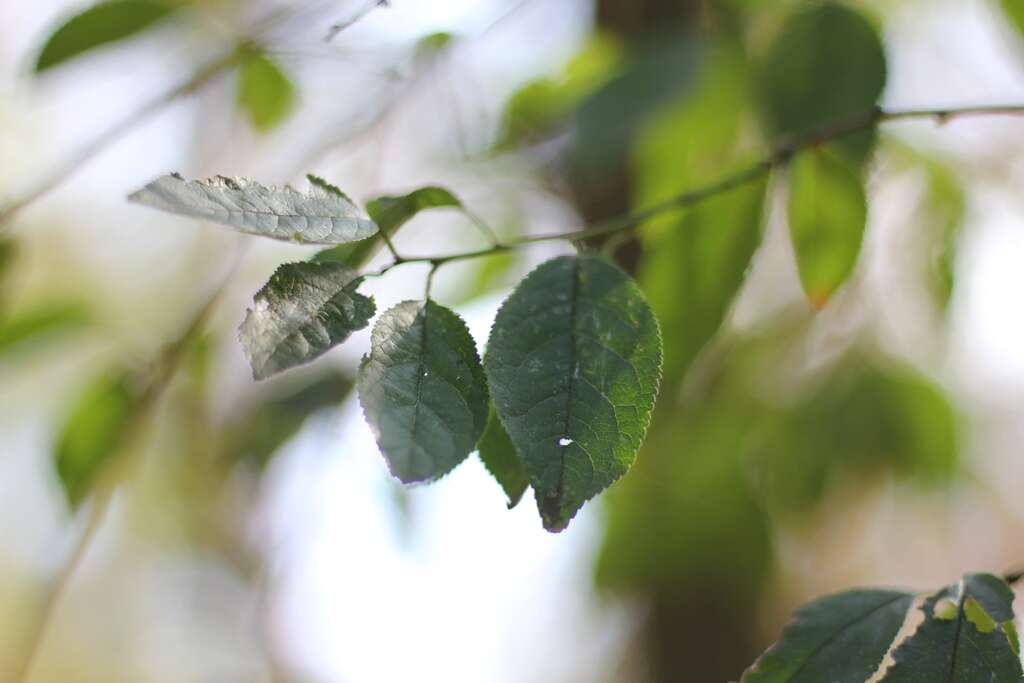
[3, 0, 1024, 681]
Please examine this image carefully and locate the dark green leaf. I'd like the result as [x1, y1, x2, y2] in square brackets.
[883, 574, 1023, 681]
[477, 406, 528, 508]
[313, 186, 460, 266]
[239, 262, 375, 380]
[788, 146, 867, 306]
[54, 370, 137, 507]
[742, 590, 914, 682]
[757, 3, 886, 164]
[485, 256, 662, 532]
[358, 300, 489, 483]
[0, 302, 90, 356]
[36, 0, 176, 73]
[237, 49, 296, 132]
[128, 174, 377, 245]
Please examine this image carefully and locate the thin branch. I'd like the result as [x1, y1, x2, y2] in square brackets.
[0, 49, 243, 230]
[366, 103, 1024, 275]
[325, 0, 389, 42]
[8, 252, 241, 683]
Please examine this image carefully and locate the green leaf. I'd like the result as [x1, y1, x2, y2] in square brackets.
[477, 406, 528, 508]
[745, 573, 1023, 683]
[921, 160, 965, 310]
[642, 175, 767, 381]
[788, 146, 867, 306]
[35, 0, 177, 73]
[239, 262, 375, 380]
[226, 371, 352, 470]
[757, 3, 886, 164]
[742, 590, 914, 682]
[484, 256, 662, 532]
[54, 370, 138, 507]
[883, 574, 1023, 681]
[415, 31, 454, 59]
[358, 300, 489, 483]
[237, 49, 296, 132]
[0, 238, 14, 278]
[1001, 0, 1024, 38]
[313, 186, 461, 266]
[128, 174, 377, 245]
[497, 31, 623, 148]
[0, 302, 90, 356]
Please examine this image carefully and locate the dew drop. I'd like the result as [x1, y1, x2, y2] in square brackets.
[558, 437, 573, 447]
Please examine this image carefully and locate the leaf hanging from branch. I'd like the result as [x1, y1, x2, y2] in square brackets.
[128, 174, 377, 244]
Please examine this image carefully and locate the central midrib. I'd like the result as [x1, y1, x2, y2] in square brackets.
[552, 259, 581, 515]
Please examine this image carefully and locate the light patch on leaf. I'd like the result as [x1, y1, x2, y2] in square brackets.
[239, 261, 375, 380]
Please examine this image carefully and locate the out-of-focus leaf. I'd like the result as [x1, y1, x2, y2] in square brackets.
[239, 261, 375, 380]
[497, 32, 624, 148]
[54, 370, 138, 507]
[640, 169, 767, 381]
[237, 48, 296, 132]
[0, 302, 90, 356]
[756, 3, 886, 164]
[35, 0, 177, 73]
[358, 300, 489, 483]
[570, 35, 699, 187]
[751, 353, 958, 513]
[742, 590, 914, 682]
[485, 256, 662, 532]
[128, 174, 377, 245]
[0, 238, 13, 277]
[227, 371, 352, 470]
[313, 186, 461, 266]
[477, 406, 528, 508]
[597, 393, 774, 605]
[787, 146, 867, 306]
[451, 250, 518, 306]
[921, 160, 965, 310]
[1000, 0, 1024, 38]
[885, 574, 1022, 681]
[415, 31, 454, 59]
[884, 138, 967, 311]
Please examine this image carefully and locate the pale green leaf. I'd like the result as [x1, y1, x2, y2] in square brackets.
[238, 49, 296, 132]
[0, 302, 90, 356]
[239, 262, 375, 380]
[478, 406, 528, 508]
[788, 146, 868, 306]
[742, 590, 914, 683]
[55, 370, 137, 507]
[128, 174, 377, 244]
[358, 300, 489, 483]
[35, 0, 176, 73]
[484, 256, 662, 532]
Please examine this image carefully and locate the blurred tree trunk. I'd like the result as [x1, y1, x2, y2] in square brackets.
[586, 1, 763, 681]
